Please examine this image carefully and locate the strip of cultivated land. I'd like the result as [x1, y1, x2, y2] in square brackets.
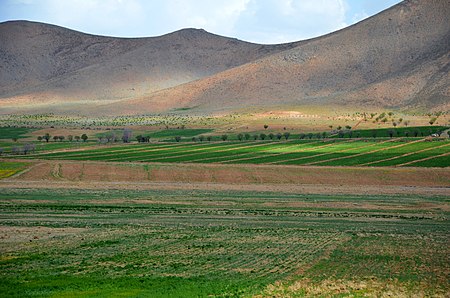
[13, 138, 450, 167]
[1, 160, 449, 196]
[0, 187, 448, 297]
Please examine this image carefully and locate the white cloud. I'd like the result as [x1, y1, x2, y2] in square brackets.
[164, 0, 250, 36]
[40, 0, 146, 36]
[233, 0, 348, 43]
[1, 0, 401, 43]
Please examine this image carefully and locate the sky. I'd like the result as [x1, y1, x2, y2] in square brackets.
[0, 0, 402, 44]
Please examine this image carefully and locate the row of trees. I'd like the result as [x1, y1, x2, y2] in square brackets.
[0, 143, 37, 156]
[98, 129, 133, 144]
[176, 128, 447, 142]
[177, 132, 293, 142]
[37, 133, 88, 142]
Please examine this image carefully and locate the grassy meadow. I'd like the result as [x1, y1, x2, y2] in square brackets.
[0, 188, 448, 297]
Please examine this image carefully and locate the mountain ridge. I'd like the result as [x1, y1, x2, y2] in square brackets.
[0, 0, 449, 115]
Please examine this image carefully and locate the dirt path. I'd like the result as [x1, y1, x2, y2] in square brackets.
[351, 117, 364, 130]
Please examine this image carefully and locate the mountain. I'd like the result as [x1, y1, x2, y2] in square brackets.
[0, 21, 298, 113]
[0, 0, 449, 115]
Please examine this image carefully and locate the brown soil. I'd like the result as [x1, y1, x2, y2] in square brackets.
[2, 160, 449, 196]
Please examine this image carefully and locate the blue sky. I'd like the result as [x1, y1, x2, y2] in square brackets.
[0, 0, 402, 43]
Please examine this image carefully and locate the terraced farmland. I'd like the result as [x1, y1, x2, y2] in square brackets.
[0, 188, 448, 297]
[19, 138, 450, 167]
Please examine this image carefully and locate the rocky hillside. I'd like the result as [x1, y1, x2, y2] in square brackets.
[0, 0, 448, 115]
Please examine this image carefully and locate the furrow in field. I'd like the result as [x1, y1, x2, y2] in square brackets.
[219, 139, 353, 164]
[318, 141, 442, 167]
[268, 138, 397, 165]
[26, 142, 175, 159]
[139, 141, 289, 163]
[361, 142, 450, 166]
[186, 141, 309, 163]
[304, 138, 425, 166]
[396, 151, 450, 167]
[95, 142, 247, 162]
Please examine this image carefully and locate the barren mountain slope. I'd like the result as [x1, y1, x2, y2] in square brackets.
[1, 0, 448, 115]
[105, 0, 449, 115]
[0, 21, 298, 106]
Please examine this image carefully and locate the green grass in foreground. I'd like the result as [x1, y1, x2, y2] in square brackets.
[0, 188, 448, 297]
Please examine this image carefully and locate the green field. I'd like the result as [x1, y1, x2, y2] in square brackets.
[0, 188, 448, 297]
[18, 138, 450, 167]
[0, 127, 35, 140]
[97, 129, 214, 141]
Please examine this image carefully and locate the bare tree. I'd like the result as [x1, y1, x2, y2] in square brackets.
[122, 129, 132, 143]
[11, 146, 20, 155]
[23, 143, 35, 155]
